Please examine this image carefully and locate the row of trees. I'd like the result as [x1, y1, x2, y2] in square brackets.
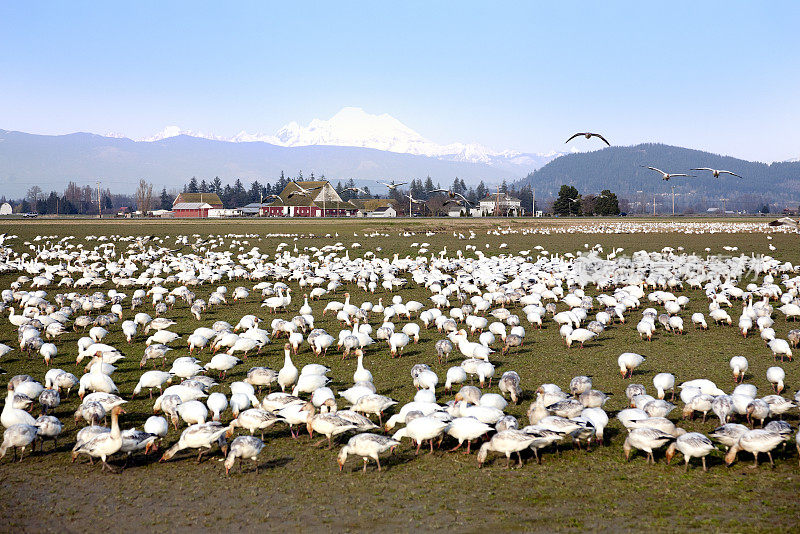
[552, 185, 621, 216]
[8, 182, 136, 215]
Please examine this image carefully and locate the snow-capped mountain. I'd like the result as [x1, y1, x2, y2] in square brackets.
[139, 107, 562, 172]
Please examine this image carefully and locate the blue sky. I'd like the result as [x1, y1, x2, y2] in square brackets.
[1, 1, 798, 161]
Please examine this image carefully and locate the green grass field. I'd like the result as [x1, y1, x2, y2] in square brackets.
[0, 218, 798, 533]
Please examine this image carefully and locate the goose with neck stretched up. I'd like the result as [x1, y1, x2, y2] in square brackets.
[71, 405, 126, 472]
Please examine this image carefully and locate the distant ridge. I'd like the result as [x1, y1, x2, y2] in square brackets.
[517, 143, 800, 202]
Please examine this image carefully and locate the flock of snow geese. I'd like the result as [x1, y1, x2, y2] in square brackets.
[0, 221, 798, 475]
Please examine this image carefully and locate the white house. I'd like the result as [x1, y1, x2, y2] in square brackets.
[478, 192, 522, 216]
[367, 205, 397, 217]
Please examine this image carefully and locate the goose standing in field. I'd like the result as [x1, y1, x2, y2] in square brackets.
[71, 405, 126, 471]
[446, 417, 493, 453]
[729, 356, 748, 383]
[337, 433, 400, 472]
[653, 373, 675, 400]
[132, 370, 173, 398]
[724, 429, 787, 468]
[618, 353, 645, 378]
[34, 415, 62, 450]
[392, 415, 450, 455]
[768, 339, 792, 361]
[278, 344, 298, 392]
[303, 403, 358, 448]
[0, 424, 39, 461]
[766, 367, 785, 394]
[224, 435, 265, 475]
[476, 429, 538, 468]
[666, 432, 715, 471]
[353, 350, 372, 383]
[444, 366, 467, 392]
[350, 394, 397, 426]
[623, 427, 676, 464]
[2, 390, 37, 428]
[160, 422, 230, 463]
[499, 371, 523, 404]
[245, 367, 278, 394]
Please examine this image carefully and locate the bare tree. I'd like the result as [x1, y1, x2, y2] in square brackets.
[136, 179, 154, 214]
[26, 185, 42, 204]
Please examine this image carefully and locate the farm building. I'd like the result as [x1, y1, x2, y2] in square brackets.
[0, 202, 12, 215]
[172, 202, 213, 218]
[263, 181, 358, 217]
[172, 192, 223, 218]
[350, 198, 398, 217]
[208, 208, 242, 218]
[479, 192, 522, 216]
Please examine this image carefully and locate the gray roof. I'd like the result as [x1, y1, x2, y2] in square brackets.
[173, 202, 213, 210]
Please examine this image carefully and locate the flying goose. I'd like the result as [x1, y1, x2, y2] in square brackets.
[641, 166, 692, 181]
[566, 132, 610, 146]
[691, 167, 742, 178]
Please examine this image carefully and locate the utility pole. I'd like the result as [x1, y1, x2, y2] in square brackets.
[97, 180, 102, 218]
[720, 197, 729, 215]
[653, 193, 656, 216]
[671, 185, 676, 216]
[532, 187, 536, 217]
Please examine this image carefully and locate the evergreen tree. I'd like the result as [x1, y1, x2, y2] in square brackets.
[476, 181, 488, 201]
[212, 176, 223, 195]
[199, 179, 208, 193]
[160, 188, 173, 210]
[595, 190, 620, 215]
[248, 181, 264, 203]
[187, 177, 199, 193]
[423, 176, 434, 193]
[553, 185, 581, 216]
[500, 180, 508, 194]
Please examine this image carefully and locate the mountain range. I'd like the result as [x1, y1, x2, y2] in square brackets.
[0, 108, 564, 197]
[517, 143, 800, 203]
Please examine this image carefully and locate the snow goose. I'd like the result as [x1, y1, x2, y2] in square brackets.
[2, 390, 37, 428]
[160, 422, 230, 463]
[229, 408, 283, 439]
[71, 405, 126, 471]
[499, 371, 522, 404]
[34, 415, 62, 450]
[132, 370, 172, 398]
[652, 373, 675, 400]
[766, 366, 785, 393]
[618, 353, 645, 378]
[350, 395, 397, 426]
[724, 429, 787, 467]
[623, 427, 676, 464]
[0, 424, 39, 461]
[353, 350, 372, 383]
[224, 435, 264, 475]
[206, 392, 228, 421]
[303, 404, 358, 448]
[476, 429, 538, 468]
[337, 433, 400, 472]
[729, 356, 748, 383]
[446, 417, 492, 453]
[391, 415, 449, 455]
[278, 344, 298, 392]
[710, 423, 749, 450]
[444, 366, 467, 392]
[666, 432, 715, 471]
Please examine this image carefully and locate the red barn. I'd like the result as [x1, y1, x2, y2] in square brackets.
[171, 192, 223, 218]
[173, 202, 213, 218]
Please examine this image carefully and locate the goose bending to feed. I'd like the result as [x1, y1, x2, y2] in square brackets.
[476, 429, 538, 468]
[666, 432, 715, 471]
[0, 424, 39, 462]
[565, 132, 610, 146]
[302, 404, 358, 448]
[623, 427, 676, 464]
[618, 353, 645, 378]
[724, 429, 787, 468]
[729, 356, 748, 383]
[337, 433, 400, 472]
[160, 422, 230, 463]
[71, 405, 126, 472]
[224, 435, 265, 475]
[350, 394, 397, 426]
[446, 417, 493, 453]
[392, 415, 450, 455]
